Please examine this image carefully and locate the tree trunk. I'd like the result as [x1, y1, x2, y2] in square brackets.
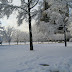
[64, 24, 67, 47]
[9, 41, 10, 45]
[17, 38, 19, 45]
[28, 0, 33, 50]
[17, 41, 18, 45]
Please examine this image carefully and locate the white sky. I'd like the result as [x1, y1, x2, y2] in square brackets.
[0, 14, 29, 32]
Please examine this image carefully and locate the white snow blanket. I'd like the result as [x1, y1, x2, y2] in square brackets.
[0, 42, 72, 72]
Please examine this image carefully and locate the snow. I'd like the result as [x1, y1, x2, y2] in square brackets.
[0, 42, 72, 72]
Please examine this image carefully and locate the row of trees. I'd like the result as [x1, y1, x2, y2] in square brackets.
[2, 26, 29, 45]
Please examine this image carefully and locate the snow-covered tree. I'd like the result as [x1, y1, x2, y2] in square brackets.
[32, 24, 44, 42]
[33, 0, 71, 43]
[0, 22, 3, 45]
[0, 0, 39, 50]
[12, 29, 21, 45]
[0, 22, 8, 44]
[12, 29, 29, 45]
[5, 26, 14, 45]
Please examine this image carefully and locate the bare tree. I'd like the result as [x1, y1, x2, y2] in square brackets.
[0, 0, 39, 50]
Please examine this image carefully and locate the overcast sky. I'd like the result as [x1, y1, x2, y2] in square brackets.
[0, 13, 29, 32]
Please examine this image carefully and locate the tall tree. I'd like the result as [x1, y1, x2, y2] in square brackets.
[35, 0, 71, 45]
[0, 0, 39, 50]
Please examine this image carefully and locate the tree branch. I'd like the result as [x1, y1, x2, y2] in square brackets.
[0, 3, 28, 13]
[30, 0, 39, 9]
[31, 10, 38, 18]
[21, 0, 28, 6]
[68, 3, 72, 8]
[29, 0, 32, 3]
[31, 13, 37, 18]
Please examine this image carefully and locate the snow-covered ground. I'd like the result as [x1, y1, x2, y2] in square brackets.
[0, 42, 72, 72]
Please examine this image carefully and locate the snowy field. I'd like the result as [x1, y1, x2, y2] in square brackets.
[0, 42, 72, 72]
